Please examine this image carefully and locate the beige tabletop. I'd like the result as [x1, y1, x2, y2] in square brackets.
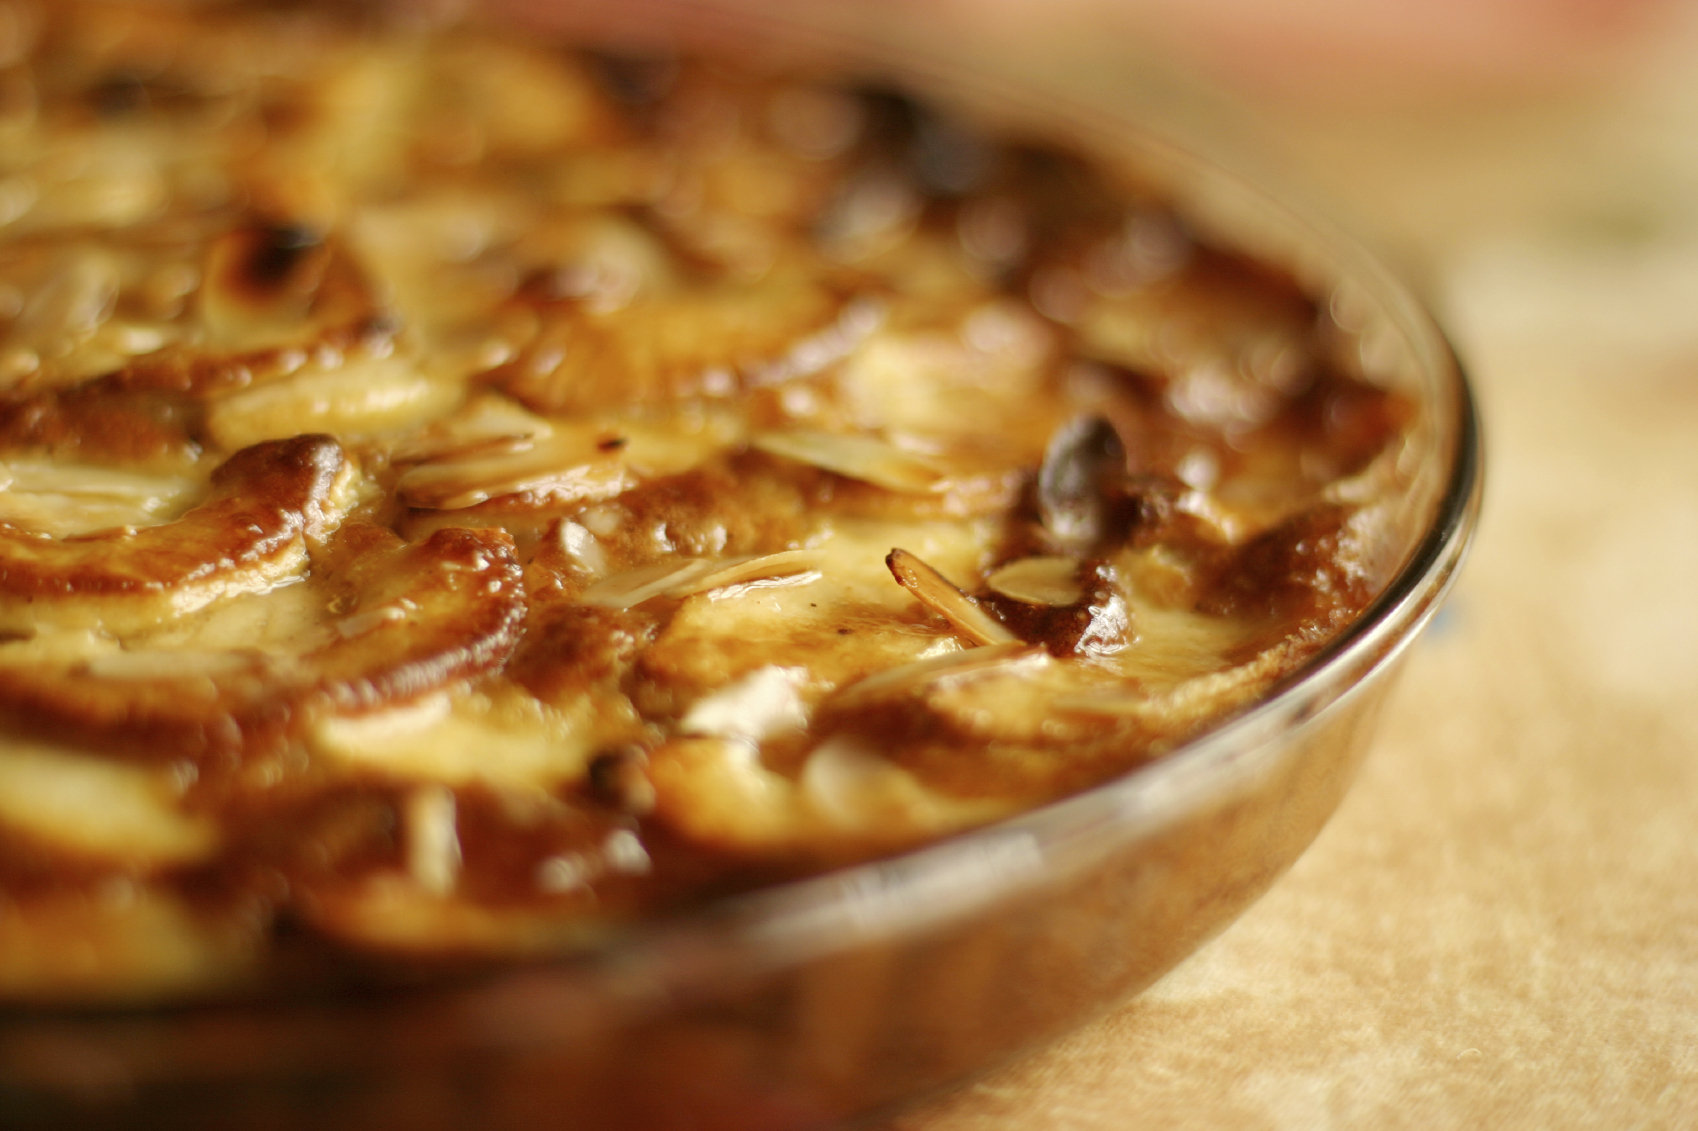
[870, 7, 1698, 1129]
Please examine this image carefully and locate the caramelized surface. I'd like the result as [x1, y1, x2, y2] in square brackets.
[0, 0, 1413, 1003]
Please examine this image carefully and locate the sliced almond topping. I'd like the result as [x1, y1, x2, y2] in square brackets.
[395, 409, 741, 511]
[579, 551, 826, 609]
[578, 559, 719, 609]
[388, 393, 554, 463]
[985, 556, 1084, 607]
[10, 248, 121, 359]
[886, 547, 1017, 646]
[0, 461, 198, 538]
[1051, 658, 1269, 723]
[751, 429, 945, 493]
[555, 520, 609, 577]
[333, 603, 408, 639]
[832, 641, 1034, 709]
[404, 785, 461, 895]
[82, 649, 262, 681]
[665, 549, 827, 597]
[397, 436, 631, 510]
[206, 356, 459, 451]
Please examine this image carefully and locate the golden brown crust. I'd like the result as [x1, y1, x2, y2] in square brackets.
[0, 434, 355, 635]
[0, 0, 1418, 1002]
[489, 278, 860, 415]
[308, 524, 528, 712]
[0, 523, 525, 761]
[101, 316, 399, 400]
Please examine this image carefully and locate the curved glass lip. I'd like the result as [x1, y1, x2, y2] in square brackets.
[455, 66, 1490, 1000]
[635, 240, 1484, 982]
[0, 17, 1484, 1030]
[590, 64, 1489, 980]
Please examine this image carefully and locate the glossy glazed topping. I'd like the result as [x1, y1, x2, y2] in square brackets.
[0, 0, 1413, 1003]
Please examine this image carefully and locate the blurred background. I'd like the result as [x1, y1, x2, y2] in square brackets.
[501, 0, 1698, 1124]
[508, 0, 1698, 1123]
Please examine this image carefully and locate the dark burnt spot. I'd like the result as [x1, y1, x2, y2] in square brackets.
[852, 85, 923, 150]
[586, 745, 656, 814]
[1199, 244, 1320, 326]
[198, 222, 338, 326]
[220, 786, 402, 882]
[1198, 504, 1367, 624]
[850, 85, 995, 199]
[244, 225, 325, 289]
[586, 51, 678, 106]
[508, 603, 658, 707]
[583, 50, 677, 135]
[87, 71, 208, 120]
[980, 560, 1132, 657]
[89, 73, 149, 117]
[1001, 143, 1128, 249]
[1117, 475, 1187, 548]
[517, 265, 586, 304]
[451, 788, 628, 907]
[1287, 365, 1417, 478]
[0, 388, 202, 466]
[605, 450, 826, 562]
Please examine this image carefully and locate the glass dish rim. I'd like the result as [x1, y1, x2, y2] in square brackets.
[550, 57, 1488, 984]
[0, 18, 1485, 1027]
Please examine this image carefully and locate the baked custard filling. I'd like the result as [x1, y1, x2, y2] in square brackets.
[0, 0, 1414, 1002]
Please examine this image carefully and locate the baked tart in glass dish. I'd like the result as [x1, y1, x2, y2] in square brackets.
[0, 2, 1479, 1127]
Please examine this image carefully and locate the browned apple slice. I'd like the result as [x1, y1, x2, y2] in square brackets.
[0, 524, 526, 760]
[646, 733, 1011, 858]
[305, 525, 528, 713]
[0, 434, 357, 637]
[101, 316, 400, 401]
[488, 277, 871, 414]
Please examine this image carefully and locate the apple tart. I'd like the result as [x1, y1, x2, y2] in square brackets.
[0, 0, 1413, 1002]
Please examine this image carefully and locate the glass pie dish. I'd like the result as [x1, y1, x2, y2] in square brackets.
[0, 4, 1481, 1129]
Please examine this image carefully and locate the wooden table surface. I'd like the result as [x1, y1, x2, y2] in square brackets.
[877, 6, 1698, 1128]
